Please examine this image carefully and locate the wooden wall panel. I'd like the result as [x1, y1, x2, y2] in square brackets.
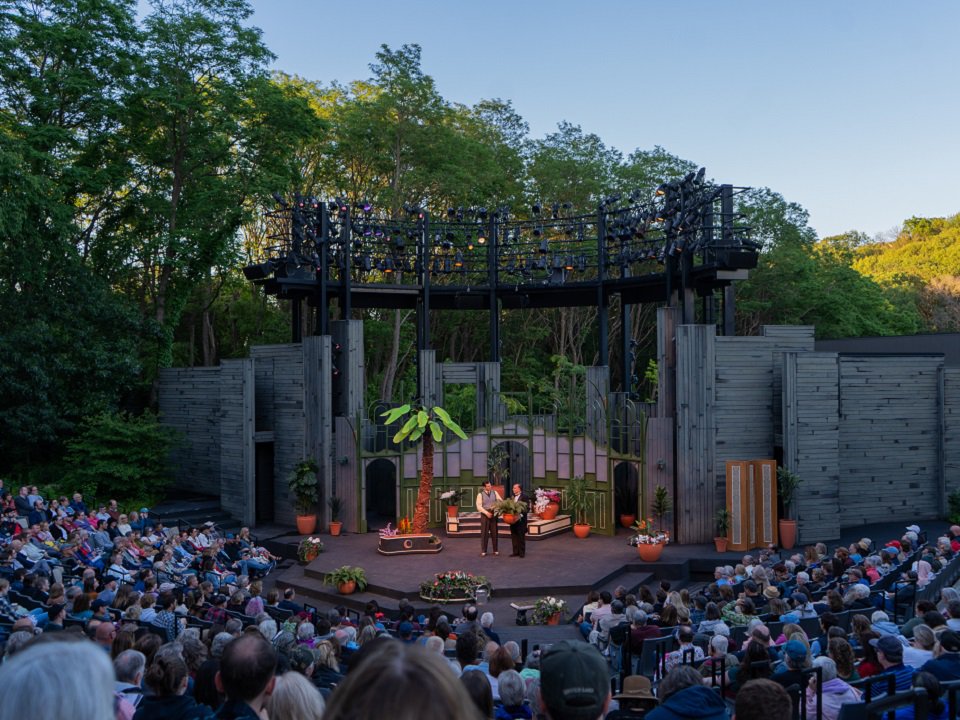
[674, 324, 715, 543]
[334, 417, 360, 532]
[783, 351, 841, 542]
[837, 355, 943, 526]
[945, 368, 960, 498]
[158, 367, 221, 495]
[219, 359, 254, 527]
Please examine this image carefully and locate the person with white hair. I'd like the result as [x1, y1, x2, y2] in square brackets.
[257, 618, 277, 642]
[266, 671, 325, 720]
[0, 639, 116, 720]
[114, 649, 147, 709]
[480, 611, 500, 645]
[496, 669, 528, 718]
[699, 633, 739, 682]
[804, 656, 861, 720]
[296, 621, 316, 647]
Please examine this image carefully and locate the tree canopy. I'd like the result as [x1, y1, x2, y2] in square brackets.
[0, 3, 955, 484]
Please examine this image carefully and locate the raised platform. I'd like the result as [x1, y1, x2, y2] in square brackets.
[445, 511, 572, 539]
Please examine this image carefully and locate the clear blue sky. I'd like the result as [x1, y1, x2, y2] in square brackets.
[244, 0, 959, 240]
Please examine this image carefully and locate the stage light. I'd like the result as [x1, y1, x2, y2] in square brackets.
[655, 184, 668, 196]
[359, 200, 372, 213]
[383, 257, 395, 273]
[539, 239, 549, 254]
[447, 207, 456, 217]
[564, 256, 574, 271]
[466, 234, 474, 251]
[453, 251, 464, 268]
[242, 260, 277, 280]
[532, 203, 541, 215]
[477, 231, 486, 245]
[477, 207, 488, 219]
[271, 192, 288, 208]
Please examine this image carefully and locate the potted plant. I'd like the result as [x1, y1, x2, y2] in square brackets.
[651, 484, 672, 534]
[323, 565, 368, 595]
[488, 444, 511, 498]
[777, 466, 801, 550]
[381, 403, 467, 534]
[532, 595, 567, 625]
[629, 518, 669, 561]
[440, 488, 465, 519]
[493, 497, 528, 525]
[714, 508, 730, 553]
[297, 536, 324, 563]
[289, 460, 319, 535]
[534, 488, 561, 520]
[419, 570, 491, 603]
[565, 476, 591, 538]
[328, 496, 344, 536]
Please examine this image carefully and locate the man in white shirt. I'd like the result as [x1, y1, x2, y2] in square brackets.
[475, 481, 502, 557]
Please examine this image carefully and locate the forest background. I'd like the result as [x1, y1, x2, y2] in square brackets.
[2, 0, 957, 498]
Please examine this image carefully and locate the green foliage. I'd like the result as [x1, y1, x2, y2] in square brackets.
[327, 495, 344, 523]
[493, 497, 528, 516]
[323, 565, 368, 591]
[948, 489, 960, 525]
[384, 404, 468, 445]
[565, 476, 590, 525]
[777, 466, 801, 519]
[288, 460, 319, 515]
[652, 485, 672, 526]
[63, 411, 180, 502]
[716, 508, 730, 536]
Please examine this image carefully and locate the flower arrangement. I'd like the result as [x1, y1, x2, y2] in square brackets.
[379, 523, 398, 538]
[419, 570, 491, 603]
[297, 536, 324, 562]
[532, 595, 566, 624]
[439, 489, 464, 505]
[397, 516, 413, 534]
[628, 517, 669, 546]
[534, 488, 561, 514]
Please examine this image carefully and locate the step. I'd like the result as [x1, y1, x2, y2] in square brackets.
[445, 512, 572, 539]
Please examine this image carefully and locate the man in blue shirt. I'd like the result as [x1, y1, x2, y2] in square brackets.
[869, 635, 915, 698]
[920, 629, 960, 682]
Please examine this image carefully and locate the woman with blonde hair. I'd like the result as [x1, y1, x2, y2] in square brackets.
[267, 672, 325, 720]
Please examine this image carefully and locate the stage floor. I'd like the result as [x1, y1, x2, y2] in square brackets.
[264, 516, 945, 645]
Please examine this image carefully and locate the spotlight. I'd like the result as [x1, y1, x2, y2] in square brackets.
[564, 256, 574, 271]
[477, 230, 487, 245]
[531, 203, 541, 215]
[466, 236, 474, 251]
[447, 207, 457, 217]
[357, 200, 372, 213]
[539, 239, 549, 254]
[383, 257, 395, 273]
[453, 251, 464, 268]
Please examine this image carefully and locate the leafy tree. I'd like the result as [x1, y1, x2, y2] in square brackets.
[63, 410, 180, 502]
[382, 404, 467, 533]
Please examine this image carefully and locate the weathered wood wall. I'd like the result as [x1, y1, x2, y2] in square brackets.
[158, 367, 221, 495]
[250, 344, 306, 527]
[945, 368, 960, 497]
[218, 359, 254, 526]
[782, 351, 841, 542]
[303, 336, 333, 528]
[330, 320, 365, 421]
[837, 355, 943, 526]
[674, 324, 716, 543]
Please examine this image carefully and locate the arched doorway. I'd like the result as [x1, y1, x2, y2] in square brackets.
[491, 440, 531, 494]
[365, 458, 397, 531]
[614, 461, 640, 524]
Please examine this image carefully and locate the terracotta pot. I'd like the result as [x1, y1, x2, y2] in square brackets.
[637, 542, 664, 561]
[620, 513, 636, 529]
[329, 521, 342, 537]
[296, 514, 317, 535]
[714, 537, 729, 553]
[501, 513, 519, 525]
[301, 549, 320, 564]
[546, 612, 561, 626]
[540, 502, 560, 520]
[779, 519, 798, 550]
[338, 580, 357, 595]
[447, 505, 459, 519]
[573, 523, 591, 539]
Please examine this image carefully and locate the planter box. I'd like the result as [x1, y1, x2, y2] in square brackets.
[377, 534, 444, 556]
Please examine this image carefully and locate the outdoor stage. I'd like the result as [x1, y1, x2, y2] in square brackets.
[264, 516, 942, 641]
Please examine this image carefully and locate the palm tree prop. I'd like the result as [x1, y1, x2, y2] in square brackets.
[381, 404, 468, 534]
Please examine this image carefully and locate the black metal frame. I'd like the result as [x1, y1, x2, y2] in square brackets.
[246, 170, 757, 391]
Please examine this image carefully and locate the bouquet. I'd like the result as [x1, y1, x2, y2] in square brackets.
[532, 595, 566, 624]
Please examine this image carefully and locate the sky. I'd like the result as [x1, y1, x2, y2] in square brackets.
[238, 0, 960, 241]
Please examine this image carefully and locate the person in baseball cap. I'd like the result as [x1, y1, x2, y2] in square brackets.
[539, 640, 610, 720]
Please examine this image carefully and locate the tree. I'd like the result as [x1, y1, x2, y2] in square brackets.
[63, 410, 180, 502]
[382, 404, 467, 533]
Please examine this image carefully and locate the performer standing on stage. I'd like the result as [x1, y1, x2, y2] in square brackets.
[509, 483, 530, 558]
[476, 481, 502, 556]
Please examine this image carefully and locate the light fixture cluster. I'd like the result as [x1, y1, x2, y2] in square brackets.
[247, 169, 754, 288]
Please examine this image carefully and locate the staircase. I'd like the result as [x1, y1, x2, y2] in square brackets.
[444, 511, 571, 539]
[150, 494, 241, 536]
